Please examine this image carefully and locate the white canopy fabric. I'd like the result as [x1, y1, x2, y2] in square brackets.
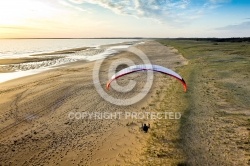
[107, 64, 187, 92]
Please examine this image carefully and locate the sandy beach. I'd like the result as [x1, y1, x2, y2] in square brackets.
[0, 41, 187, 165]
[1, 39, 249, 166]
[1, 0, 249, 164]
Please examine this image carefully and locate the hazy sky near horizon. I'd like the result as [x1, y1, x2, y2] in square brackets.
[0, 0, 249, 38]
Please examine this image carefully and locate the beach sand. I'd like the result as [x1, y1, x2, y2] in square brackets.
[0, 41, 187, 165]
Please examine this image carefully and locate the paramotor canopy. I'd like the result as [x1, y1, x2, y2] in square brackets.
[106, 64, 187, 92]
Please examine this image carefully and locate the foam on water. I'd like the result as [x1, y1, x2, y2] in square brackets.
[0, 43, 133, 83]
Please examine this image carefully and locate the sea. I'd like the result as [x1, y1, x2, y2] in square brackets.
[0, 39, 141, 83]
[0, 39, 139, 58]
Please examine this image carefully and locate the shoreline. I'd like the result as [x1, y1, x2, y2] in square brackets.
[0, 40, 187, 165]
[0, 40, 140, 84]
[0, 39, 140, 59]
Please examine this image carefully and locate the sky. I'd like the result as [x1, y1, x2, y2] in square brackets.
[0, 0, 249, 38]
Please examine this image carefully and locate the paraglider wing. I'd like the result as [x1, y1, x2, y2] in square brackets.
[106, 64, 187, 92]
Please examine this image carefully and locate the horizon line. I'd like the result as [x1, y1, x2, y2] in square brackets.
[1, 37, 250, 39]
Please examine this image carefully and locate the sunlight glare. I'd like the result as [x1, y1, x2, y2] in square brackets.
[0, 0, 59, 26]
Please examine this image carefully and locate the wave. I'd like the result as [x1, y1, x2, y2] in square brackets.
[0, 41, 140, 83]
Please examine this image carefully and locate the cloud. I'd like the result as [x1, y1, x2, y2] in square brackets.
[209, 0, 231, 4]
[58, 0, 88, 12]
[67, 0, 190, 16]
[64, 0, 229, 24]
[216, 21, 250, 30]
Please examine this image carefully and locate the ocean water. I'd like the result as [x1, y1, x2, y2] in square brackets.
[0, 39, 141, 83]
[0, 39, 138, 58]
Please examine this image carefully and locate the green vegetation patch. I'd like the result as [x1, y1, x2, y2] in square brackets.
[140, 39, 250, 165]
